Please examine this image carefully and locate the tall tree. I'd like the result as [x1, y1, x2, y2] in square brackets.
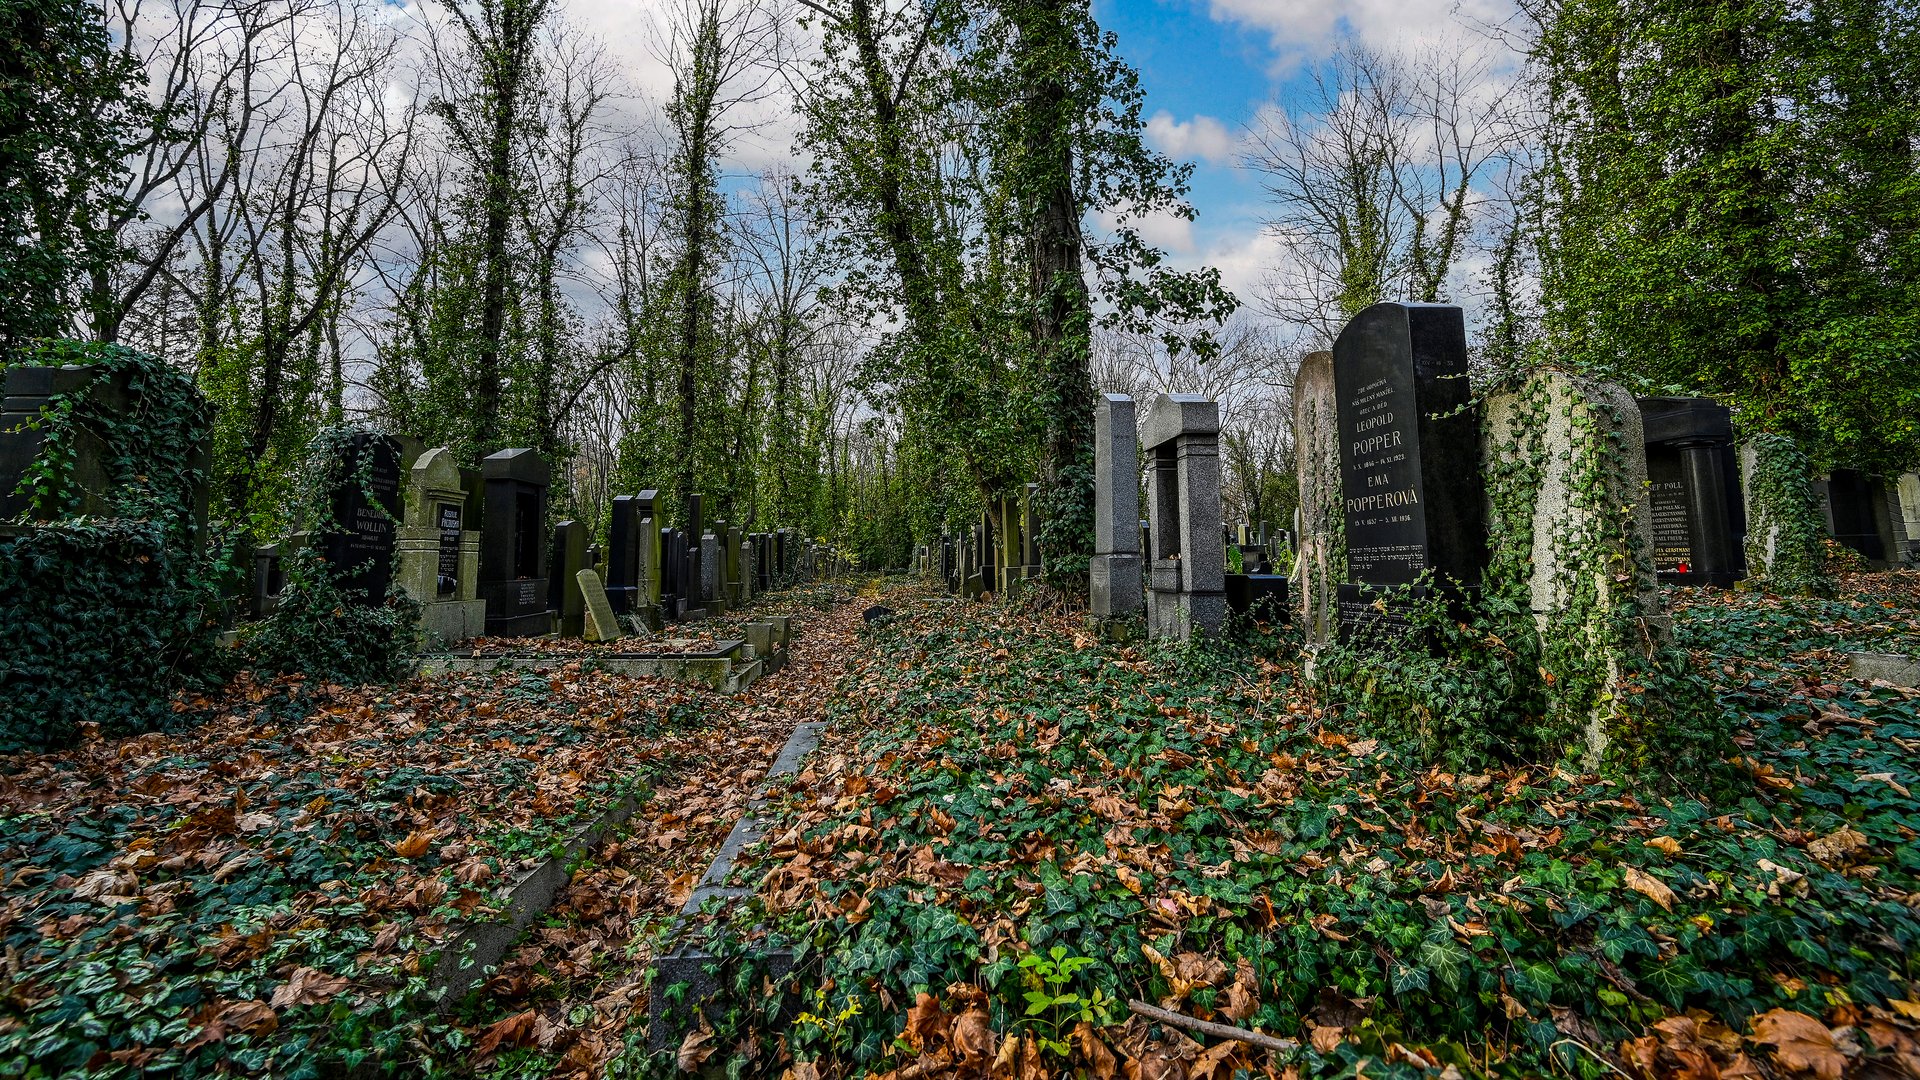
[0, 0, 142, 351]
[1525, 0, 1920, 469]
[656, 0, 780, 524]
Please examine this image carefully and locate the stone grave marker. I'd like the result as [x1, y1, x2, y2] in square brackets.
[396, 447, 485, 642]
[549, 520, 590, 637]
[1141, 393, 1226, 641]
[1330, 303, 1484, 641]
[478, 448, 552, 637]
[607, 495, 642, 614]
[318, 432, 403, 605]
[1091, 393, 1143, 620]
[1637, 397, 1746, 586]
[578, 569, 623, 642]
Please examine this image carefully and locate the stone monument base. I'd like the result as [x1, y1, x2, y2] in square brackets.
[419, 599, 487, 646]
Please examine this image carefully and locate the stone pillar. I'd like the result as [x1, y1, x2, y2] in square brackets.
[1140, 394, 1225, 641]
[1898, 473, 1920, 567]
[1738, 436, 1827, 594]
[1293, 352, 1340, 644]
[1091, 393, 1142, 620]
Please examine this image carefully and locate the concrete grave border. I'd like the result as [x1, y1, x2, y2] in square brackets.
[645, 717, 827, 1050]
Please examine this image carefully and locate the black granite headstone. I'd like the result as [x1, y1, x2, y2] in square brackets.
[478, 448, 552, 636]
[1331, 302, 1485, 640]
[1827, 469, 1890, 564]
[1225, 573, 1291, 623]
[435, 501, 462, 596]
[607, 495, 640, 614]
[318, 432, 402, 605]
[1636, 397, 1746, 586]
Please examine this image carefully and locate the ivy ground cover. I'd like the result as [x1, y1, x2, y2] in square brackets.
[0, 584, 867, 1078]
[669, 575, 1920, 1079]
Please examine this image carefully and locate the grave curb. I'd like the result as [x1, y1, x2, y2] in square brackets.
[645, 719, 826, 1051]
[415, 645, 749, 692]
[425, 787, 647, 1010]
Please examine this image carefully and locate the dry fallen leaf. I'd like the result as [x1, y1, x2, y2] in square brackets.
[268, 966, 349, 1009]
[1624, 867, 1677, 911]
[391, 829, 435, 859]
[675, 1026, 715, 1072]
[1644, 836, 1683, 856]
[1752, 1008, 1850, 1080]
[953, 1005, 994, 1065]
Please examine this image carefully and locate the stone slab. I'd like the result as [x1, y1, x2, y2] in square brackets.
[1851, 652, 1920, 689]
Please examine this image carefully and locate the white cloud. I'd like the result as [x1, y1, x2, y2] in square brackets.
[1145, 111, 1240, 165]
[1202, 0, 1521, 72]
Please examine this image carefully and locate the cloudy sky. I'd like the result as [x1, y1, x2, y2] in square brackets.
[1094, 0, 1522, 307]
[542, 0, 1524, 314]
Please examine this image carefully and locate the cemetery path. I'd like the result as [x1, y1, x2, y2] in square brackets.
[455, 584, 893, 1075]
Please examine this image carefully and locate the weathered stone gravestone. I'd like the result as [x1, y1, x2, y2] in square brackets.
[1330, 304, 1485, 641]
[685, 494, 705, 612]
[1091, 393, 1143, 621]
[318, 432, 404, 605]
[396, 447, 485, 643]
[725, 525, 745, 605]
[699, 532, 721, 612]
[478, 448, 552, 637]
[1482, 369, 1676, 767]
[1293, 352, 1341, 644]
[1637, 397, 1746, 586]
[1142, 394, 1226, 641]
[1898, 473, 1920, 567]
[578, 569, 623, 642]
[549, 520, 590, 637]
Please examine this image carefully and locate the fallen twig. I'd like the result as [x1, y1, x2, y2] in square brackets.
[1128, 999, 1300, 1054]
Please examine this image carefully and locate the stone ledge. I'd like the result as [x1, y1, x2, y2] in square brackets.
[646, 719, 827, 1051]
[1850, 651, 1920, 689]
[427, 788, 645, 1009]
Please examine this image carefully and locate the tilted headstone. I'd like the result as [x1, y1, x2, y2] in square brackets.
[1141, 393, 1226, 641]
[1637, 397, 1746, 586]
[1293, 350, 1341, 644]
[396, 447, 485, 642]
[478, 448, 552, 637]
[549, 520, 590, 637]
[1091, 393, 1143, 620]
[1331, 303, 1485, 640]
[578, 569, 623, 642]
[317, 432, 403, 605]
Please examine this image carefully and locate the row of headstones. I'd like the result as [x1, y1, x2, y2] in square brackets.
[919, 485, 1045, 600]
[1282, 301, 1920, 763]
[249, 434, 820, 644]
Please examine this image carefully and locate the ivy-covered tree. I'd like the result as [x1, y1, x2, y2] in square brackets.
[0, 0, 143, 352]
[1527, 0, 1920, 471]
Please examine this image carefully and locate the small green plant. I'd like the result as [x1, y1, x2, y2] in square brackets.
[792, 984, 865, 1055]
[1017, 946, 1114, 1056]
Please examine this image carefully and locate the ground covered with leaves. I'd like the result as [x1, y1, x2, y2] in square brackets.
[0, 583, 866, 1078]
[670, 574, 1920, 1080]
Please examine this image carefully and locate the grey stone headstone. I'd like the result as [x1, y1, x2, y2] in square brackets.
[1141, 393, 1225, 641]
[1293, 351, 1340, 644]
[1092, 394, 1143, 620]
[578, 569, 623, 642]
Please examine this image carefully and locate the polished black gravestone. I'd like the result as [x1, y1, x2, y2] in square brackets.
[606, 494, 643, 614]
[1331, 302, 1485, 640]
[478, 448, 552, 636]
[317, 432, 403, 604]
[1637, 397, 1746, 587]
[1826, 469, 1893, 565]
[1225, 574, 1291, 622]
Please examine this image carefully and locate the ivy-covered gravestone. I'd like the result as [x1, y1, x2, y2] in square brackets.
[316, 432, 402, 605]
[1, 344, 219, 750]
